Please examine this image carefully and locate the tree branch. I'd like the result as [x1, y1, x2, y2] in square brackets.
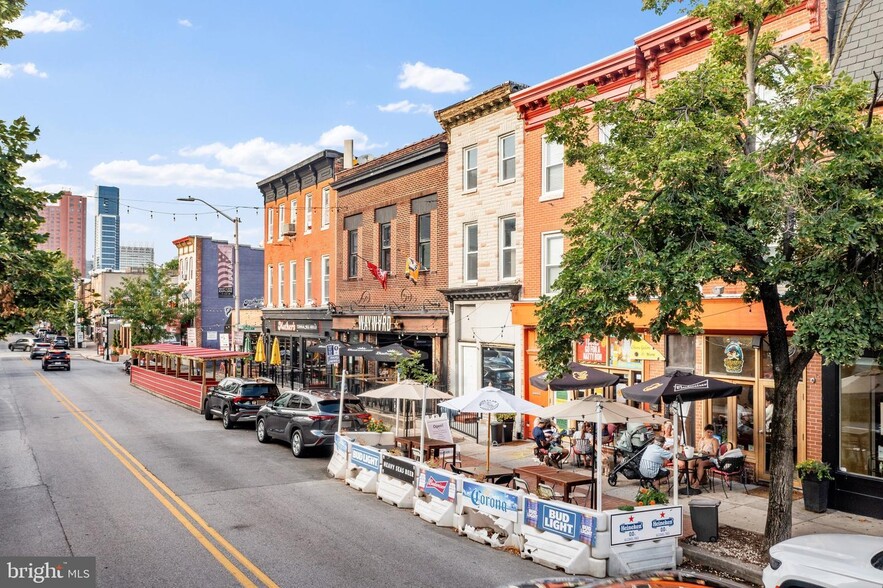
[831, 0, 874, 72]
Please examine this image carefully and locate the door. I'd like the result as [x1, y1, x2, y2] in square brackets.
[460, 345, 480, 394]
[266, 393, 293, 436]
[756, 379, 806, 482]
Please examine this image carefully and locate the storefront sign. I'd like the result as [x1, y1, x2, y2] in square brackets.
[358, 315, 394, 332]
[724, 340, 745, 374]
[609, 337, 643, 370]
[577, 336, 607, 365]
[187, 327, 197, 347]
[610, 505, 682, 545]
[418, 469, 454, 502]
[425, 415, 454, 443]
[217, 243, 233, 298]
[628, 338, 666, 361]
[276, 320, 319, 334]
[350, 445, 381, 473]
[462, 481, 518, 519]
[524, 499, 597, 545]
[219, 334, 230, 351]
[380, 455, 417, 485]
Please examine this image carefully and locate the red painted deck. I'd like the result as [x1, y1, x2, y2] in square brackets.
[130, 366, 219, 411]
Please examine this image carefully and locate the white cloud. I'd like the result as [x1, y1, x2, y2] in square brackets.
[121, 222, 152, 234]
[0, 62, 49, 79]
[34, 184, 88, 196]
[377, 100, 434, 115]
[178, 19, 193, 28]
[90, 160, 259, 189]
[21, 155, 68, 184]
[12, 10, 84, 34]
[316, 125, 382, 151]
[147, 154, 166, 162]
[179, 138, 315, 177]
[397, 61, 470, 93]
[0, 64, 12, 78]
[20, 62, 48, 78]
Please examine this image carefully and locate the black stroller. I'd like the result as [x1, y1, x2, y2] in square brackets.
[606, 424, 655, 487]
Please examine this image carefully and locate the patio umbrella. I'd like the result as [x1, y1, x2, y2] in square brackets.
[342, 341, 378, 357]
[242, 336, 252, 353]
[269, 337, 282, 366]
[530, 361, 620, 391]
[536, 395, 654, 511]
[306, 340, 349, 354]
[366, 343, 428, 363]
[439, 386, 544, 469]
[621, 371, 743, 505]
[358, 380, 452, 457]
[253, 334, 265, 363]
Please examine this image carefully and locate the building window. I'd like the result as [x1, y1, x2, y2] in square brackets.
[499, 133, 515, 182]
[267, 208, 274, 243]
[840, 357, 882, 479]
[542, 136, 564, 197]
[278, 263, 284, 307]
[304, 257, 312, 304]
[464, 223, 478, 282]
[706, 336, 756, 379]
[278, 204, 285, 240]
[348, 230, 358, 278]
[289, 261, 297, 307]
[463, 146, 477, 191]
[379, 222, 391, 272]
[267, 265, 273, 307]
[321, 187, 330, 229]
[291, 199, 297, 231]
[598, 122, 614, 145]
[499, 216, 516, 280]
[304, 194, 313, 234]
[417, 213, 431, 270]
[483, 347, 515, 394]
[542, 232, 563, 295]
[666, 335, 696, 372]
[321, 255, 330, 305]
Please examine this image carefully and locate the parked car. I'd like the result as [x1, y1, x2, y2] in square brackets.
[8, 337, 35, 351]
[29, 342, 52, 359]
[52, 336, 70, 350]
[41, 348, 71, 371]
[763, 533, 883, 588]
[255, 389, 369, 457]
[203, 377, 281, 430]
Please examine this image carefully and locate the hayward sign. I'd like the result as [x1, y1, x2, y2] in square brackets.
[358, 315, 393, 332]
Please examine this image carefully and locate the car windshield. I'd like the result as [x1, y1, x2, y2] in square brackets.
[872, 550, 883, 571]
[317, 400, 365, 414]
[238, 384, 278, 397]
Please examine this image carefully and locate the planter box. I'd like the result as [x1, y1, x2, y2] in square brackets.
[802, 478, 829, 513]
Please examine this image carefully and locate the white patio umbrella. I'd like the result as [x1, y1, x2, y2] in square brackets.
[358, 380, 451, 461]
[439, 386, 544, 469]
[536, 395, 655, 511]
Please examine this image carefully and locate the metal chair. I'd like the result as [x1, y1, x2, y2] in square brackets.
[571, 438, 593, 469]
[512, 477, 530, 493]
[494, 474, 515, 487]
[536, 482, 564, 501]
[708, 456, 748, 497]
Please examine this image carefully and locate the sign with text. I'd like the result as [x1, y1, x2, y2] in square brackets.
[357, 315, 394, 332]
[1, 556, 96, 587]
[326, 343, 341, 366]
[418, 468, 455, 502]
[187, 327, 197, 347]
[462, 481, 519, 521]
[219, 334, 230, 351]
[577, 336, 608, 365]
[609, 505, 683, 545]
[424, 414, 454, 443]
[350, 445, 381, 473]
[380, 455, 417, 485]
[524, 498, 597, 545]
[334, 433, 349, 455]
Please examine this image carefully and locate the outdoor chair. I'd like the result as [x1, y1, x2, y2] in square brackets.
[536, 482, 564, 501]
[708, 455, 748, 497]
[572, 438, 593, 469]
[493, 474, 515, 487]
[512, 477, 530, 493]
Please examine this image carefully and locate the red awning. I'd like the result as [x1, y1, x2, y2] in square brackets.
[131, 344, 251, 361]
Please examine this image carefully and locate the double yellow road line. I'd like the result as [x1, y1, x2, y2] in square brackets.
[35, 371, 279, 588]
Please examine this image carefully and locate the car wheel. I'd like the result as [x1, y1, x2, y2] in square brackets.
[203, 401, 213, 420]
[256, 419, 271, 443]
[222, 406, 234, 429]
[66, 366, 71, 371]
[290, 430, 304, 458]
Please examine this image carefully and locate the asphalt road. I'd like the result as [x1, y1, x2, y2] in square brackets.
[0, 339, 543, 588]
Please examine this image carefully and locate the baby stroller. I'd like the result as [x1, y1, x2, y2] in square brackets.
[606, 423, 654, 487]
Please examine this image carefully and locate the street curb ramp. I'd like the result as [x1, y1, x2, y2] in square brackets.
[680, 541, 763, 586]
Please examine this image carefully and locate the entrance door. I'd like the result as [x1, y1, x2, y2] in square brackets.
[460, 345, 480, 395]
[757, 379, 806, 481]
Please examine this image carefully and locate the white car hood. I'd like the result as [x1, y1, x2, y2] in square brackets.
[770, 534, 883, 582]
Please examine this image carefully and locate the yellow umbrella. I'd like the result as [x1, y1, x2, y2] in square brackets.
[269, 337, 282, 366]
[253, 334, 266, 363]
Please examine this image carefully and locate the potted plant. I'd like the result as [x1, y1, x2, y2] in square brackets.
[110, 331, 121, 362]
[495, 412, 516, 443]
[635, 486, 668, 507]
[796, 459, 833, 513]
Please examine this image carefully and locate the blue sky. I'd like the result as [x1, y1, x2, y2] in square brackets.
[5, 1, 679, 264]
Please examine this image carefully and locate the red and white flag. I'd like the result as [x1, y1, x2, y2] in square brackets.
[366, 261, 388, 289]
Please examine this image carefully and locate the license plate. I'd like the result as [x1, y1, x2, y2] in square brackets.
[255, 399, 267, 406]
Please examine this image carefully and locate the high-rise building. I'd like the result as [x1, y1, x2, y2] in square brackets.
[94, 186, 120, 271]
[37, 191, 88, 276]
[119, 244, 155, 270]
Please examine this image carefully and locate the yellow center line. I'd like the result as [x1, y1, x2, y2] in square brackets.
[35, 371, 279, 588]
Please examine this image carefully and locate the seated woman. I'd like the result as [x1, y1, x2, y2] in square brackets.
[571, 421, 594, 467]
[661, 420, 674, 451]
[681, 425, 720, 489]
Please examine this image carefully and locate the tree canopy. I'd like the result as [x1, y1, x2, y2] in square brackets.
[538, 0, 882, 548]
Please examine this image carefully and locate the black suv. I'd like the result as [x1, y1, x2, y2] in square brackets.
[42, 348, 71, 371]
[52, 336, 70, 350]
[255, 390, 369, 457]
[204, 377, 280, 429]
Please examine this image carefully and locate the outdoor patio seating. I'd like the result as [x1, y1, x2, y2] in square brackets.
[709, 455, 749, 497]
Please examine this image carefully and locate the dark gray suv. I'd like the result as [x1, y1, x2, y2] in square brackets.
[255, 390, 369, 457]
[204, 377, 280, 429]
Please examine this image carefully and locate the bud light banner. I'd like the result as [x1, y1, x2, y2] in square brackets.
[350, 445, 381, 473]
[334, 433, 349, 455]
[524, 498, 597, 545]
[381, 455, 417, 485]
[462, 481, 519, 521]
[418, 469, 455, 502]
[609, 505, 682, 545]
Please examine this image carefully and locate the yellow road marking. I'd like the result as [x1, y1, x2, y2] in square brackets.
[35, 371, 279, 588]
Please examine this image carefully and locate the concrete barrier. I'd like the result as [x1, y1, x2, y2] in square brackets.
[414, 467, 458, 527]
[377, 454, 418, 509]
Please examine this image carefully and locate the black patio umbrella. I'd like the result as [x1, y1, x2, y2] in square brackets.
[530, 361, 621, 390]
[306, 340, 349, 354]
[366, 343, 428, 363]
[342, 342, 379, 357]
[619, 370, 742, 404]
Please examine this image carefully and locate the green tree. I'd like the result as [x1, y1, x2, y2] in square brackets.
[397, 352, 437, 385]
[109, 265, 198, 346]
[0, 1, 76, 337]
[538, 0, 883, 549]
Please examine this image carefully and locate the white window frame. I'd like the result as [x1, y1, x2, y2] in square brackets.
[278, 204, 285, 240]
[540, 135, 564, 201]
[267, 208, 274, 243]
[499, 216, 516, 281]
[321, 187, 330, 230]
[278, 263, 284, 307]
[267, 265, 274, 307]
[304, 257, 312, 305]
[464, 222, 478, 283]
[304, 194, 313, 234]
[463, 145, 478, 192]
[542, 231, 564, 296]
[291, 199, 298, 232]
[498, 133, 516, 183]
[598, 122, 614, 145]
[289, 261, 297, 307]
[321, 254, 330, 304]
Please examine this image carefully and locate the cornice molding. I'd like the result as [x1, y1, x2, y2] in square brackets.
[435, 82, 527, 130]
[439, 284, 522, 303]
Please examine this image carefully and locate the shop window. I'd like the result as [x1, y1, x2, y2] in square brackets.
[666, 334, 695, 372]
[840, 357, 882, 478]
[710, 396, 730, 446]
[735, 385, 755, 451]
[482, 347, 514, 395]
[706, 336, 756, 379]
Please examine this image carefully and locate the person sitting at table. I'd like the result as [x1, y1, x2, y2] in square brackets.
[683, 425, 720, 489]
[639, 435, 673, 482]
[533, 419, 568, 468]
[572, 421, 594, 467]
[661, 420, 675, 450]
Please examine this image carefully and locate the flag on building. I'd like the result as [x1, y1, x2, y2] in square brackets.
[366, 261, 389, 289]
[406, 257, 421, 284]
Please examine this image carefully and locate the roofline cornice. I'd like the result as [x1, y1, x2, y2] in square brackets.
[435, 81, 528, 130]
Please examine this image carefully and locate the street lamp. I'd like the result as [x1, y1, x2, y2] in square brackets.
[178, 196, 241, 351]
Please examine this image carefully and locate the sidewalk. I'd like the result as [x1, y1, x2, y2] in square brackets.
[75, 340, 128, 365]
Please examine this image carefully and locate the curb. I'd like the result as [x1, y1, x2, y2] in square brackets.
[680, 541, 764, 586]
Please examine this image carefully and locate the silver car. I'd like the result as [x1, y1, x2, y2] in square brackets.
[763, 534, 883, 588]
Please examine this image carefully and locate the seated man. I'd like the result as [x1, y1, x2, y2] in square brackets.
[639, 435, 673, 483]
[533, 418, 567, 468]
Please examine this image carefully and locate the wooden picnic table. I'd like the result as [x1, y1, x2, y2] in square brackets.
[394, 436, 457, 461]
[454, 465, 512, 484]
[514, 464, 596, 505]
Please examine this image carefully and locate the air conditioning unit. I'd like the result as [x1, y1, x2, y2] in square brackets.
[282, 223, 297, 236]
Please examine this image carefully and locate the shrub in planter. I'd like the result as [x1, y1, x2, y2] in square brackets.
[796, 459, 833, 513]
[635, 486, 668, 506]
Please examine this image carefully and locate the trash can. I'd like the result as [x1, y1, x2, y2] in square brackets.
[689, 497, 721, 542]
[490, 422, 506, 445]
[502, 422, 514, 443]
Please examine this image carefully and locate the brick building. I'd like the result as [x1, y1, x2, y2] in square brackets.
[37, 190, 87, 276]
[330, 135, 449, 391]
